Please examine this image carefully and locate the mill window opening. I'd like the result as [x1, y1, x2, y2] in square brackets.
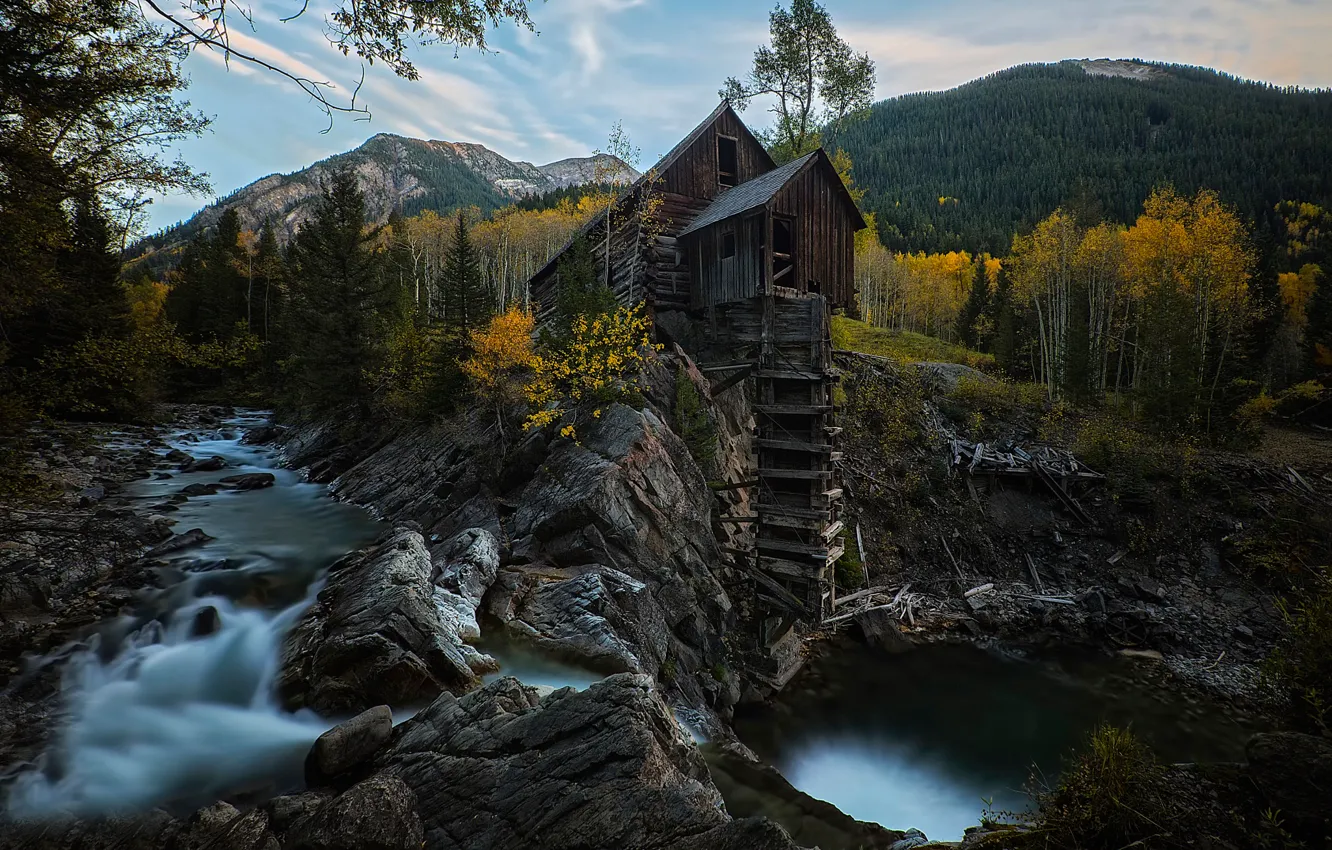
[717, 135, 739, 188]
[772, 216, 794, 287]
[720, 229, 736, 259]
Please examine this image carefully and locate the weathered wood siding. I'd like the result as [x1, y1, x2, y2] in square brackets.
[660, 109, 771, 201]
[686, 212, 764, 309]
[770, 161, 857, 308]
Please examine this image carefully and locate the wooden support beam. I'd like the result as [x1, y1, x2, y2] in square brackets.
[756, 504, 833, 520]
[756, 438, 834, 453]
[716, 515, 759, 524]
[709, 363, 753, 398]
[758, 537, 837, 558]
[758, 468, 834, 480]
[710, 479, 759, 492]
[756, 404, 834, 415]
[820, 520, 845, 541]
[813, 488, 844, 504]
[755, 369, 839, 381]
[699, 360, 754, 373]
[757, 555, 826, 578]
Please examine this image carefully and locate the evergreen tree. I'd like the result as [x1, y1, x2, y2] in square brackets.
[989, 265, 1017, 375]
[441, 210, 491, 333]
[546, 235, 615, 348]
[285, 169, 393, 411]
[954, 260, 989, 349]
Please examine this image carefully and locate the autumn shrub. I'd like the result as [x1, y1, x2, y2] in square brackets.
[1264, 574, 1332, 733]
[524, 305, 656, 440]
[463, 308, 538, 435]
[1033, 725, 1172, 849]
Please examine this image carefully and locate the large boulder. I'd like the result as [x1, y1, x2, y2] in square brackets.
[376, 673, 802, 850]
[431, 527, 501, 642]
[279, 527, 495, 714]
[486, 565, 671, 676]
[505, 405, 736, 707]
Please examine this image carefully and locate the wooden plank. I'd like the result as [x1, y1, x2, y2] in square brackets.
[699, 360, 754, 373]
[813, 488, 843, 503]
[755, 369, 839, 381]
[820, 520, 845, 541]
[709, 363, 753, 398]
[758, 468, 834, 480]
[756, 504, 832, 520]
[756, 404, 833, 415]
[716, 515, 758, 524]
[758, 555, 827, 577]
[758, 513, 830, 530]
[759, 537, 837, 558]
[755, 438, 834, 453]
[710, 479, 759, 491]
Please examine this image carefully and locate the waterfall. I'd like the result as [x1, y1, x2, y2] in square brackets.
[6, 594, 327, 818]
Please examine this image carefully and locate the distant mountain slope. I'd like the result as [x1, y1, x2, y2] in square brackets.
[134, 134, 636, 260]
[828, 60, 1332, 253]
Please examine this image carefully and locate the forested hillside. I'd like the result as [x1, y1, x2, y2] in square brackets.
[829, 60, 1332, 254]
[129, 134, 635, 274]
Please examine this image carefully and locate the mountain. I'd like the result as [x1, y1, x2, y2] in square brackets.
[828, 59, 1332, 254]
[135, 134, 637, 258]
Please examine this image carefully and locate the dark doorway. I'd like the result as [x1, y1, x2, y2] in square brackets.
[717, 135, 739, 188]
[772, 216, 794, 289]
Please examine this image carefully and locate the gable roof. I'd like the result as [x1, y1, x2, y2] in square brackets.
[677, 153, 817, 237]
[679, 148, 869, 238]
[530, 102, 775, 284]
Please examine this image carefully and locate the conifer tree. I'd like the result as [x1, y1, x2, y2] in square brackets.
[546, 235, 616, 348]
[441, 210, 492, 334]
[285, 169, 393, 411]
[954, 260, 990, 349]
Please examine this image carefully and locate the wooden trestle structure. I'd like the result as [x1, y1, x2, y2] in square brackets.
[711, 291, 844, 623]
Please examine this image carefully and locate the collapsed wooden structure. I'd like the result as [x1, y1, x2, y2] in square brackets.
[528, 103, 866, 627]
[949, 438, 1106, 525]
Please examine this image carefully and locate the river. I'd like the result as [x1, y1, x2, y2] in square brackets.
[4, 413, 1261, 840]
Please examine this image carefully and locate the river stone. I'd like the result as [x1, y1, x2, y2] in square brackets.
[279, 527, 492, 714]
[219, 472, 277, 491]
[306, 705, 394, 782]
[1246, 731, 1332, 822]
[181, 482, 219, 497]
[144, 528, 214, 558]
[181, 455, 227, 473]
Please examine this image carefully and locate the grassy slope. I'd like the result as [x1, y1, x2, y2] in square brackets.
[830, 316, 994, 370]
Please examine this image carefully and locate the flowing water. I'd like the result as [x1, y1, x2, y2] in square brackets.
[3, 413, 595, 819]
[4, 413, 1260, 838]
[733, 640, 1264, 841]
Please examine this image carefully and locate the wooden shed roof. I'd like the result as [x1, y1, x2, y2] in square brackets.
[529, 102, 775, 284]
[679, 148, 868, 238]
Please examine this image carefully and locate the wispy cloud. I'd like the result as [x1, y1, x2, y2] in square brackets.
[145, 0, 1332, 231]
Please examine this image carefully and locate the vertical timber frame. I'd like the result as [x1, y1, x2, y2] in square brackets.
[752, 293, 843, 623]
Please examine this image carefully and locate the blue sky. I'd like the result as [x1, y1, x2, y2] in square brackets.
[147, 0, 1332, 231]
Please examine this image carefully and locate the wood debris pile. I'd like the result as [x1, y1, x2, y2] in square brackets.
[825, 583, 926, 626]
[947, 437, 1105, 524]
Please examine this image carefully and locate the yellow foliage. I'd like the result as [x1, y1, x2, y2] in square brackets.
[463, 308, 538, 410]
[1278, 263, 1322, 329]
[524, 305, 656, 432]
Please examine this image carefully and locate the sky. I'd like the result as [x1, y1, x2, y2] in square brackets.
[145, 0, 1332, 231]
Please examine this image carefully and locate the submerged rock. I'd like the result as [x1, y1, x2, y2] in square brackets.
[143, 527, 214, 558]
[218, 472, 277, 491]
[180, 455, 227, 473]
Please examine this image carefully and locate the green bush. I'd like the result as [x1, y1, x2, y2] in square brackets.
[1034, 725, 1170, 849]
[674, 365, 718, 474]
[835, 533, 865, 588]
[1264, 575, 1332, 733]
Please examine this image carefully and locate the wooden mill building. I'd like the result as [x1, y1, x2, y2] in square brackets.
[529, 103, 867, 623]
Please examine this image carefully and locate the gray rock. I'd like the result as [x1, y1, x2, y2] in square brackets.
[79, 485, 106, 506]
[285, 775, 423, 850]
[379, 674, 803, 850]
[430, 527, 500, 641]
[1246, 731, 1332, 823]
[856, 607, 913, 654]
[181, 455, 227, 473]
[144, 527, 214, 558]
[279, 527, 492, 714]
[490, 565, 671, 677]
[1134, 575, 1167, 604]
[181, 482, 219, 497]
[307, 705, 394, 782]
[219, 472, 277, 491]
